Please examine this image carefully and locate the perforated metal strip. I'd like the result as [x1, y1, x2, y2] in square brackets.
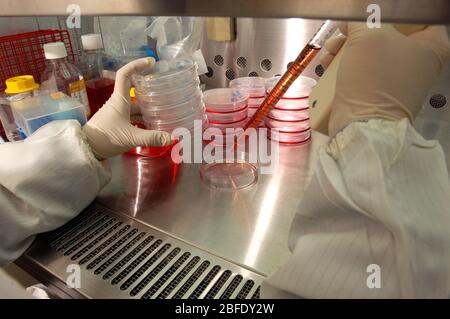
[100, 234, 153, 278]
[69, 221, 123, 260]
[172, 261, 211, 299]
[189, 265, 222, 299]
[220, 275, 243, 299]
[110, 239, 163, 284]
[33, 205, 265, 299]
[57, 216, 113, 251]
[236, 280, 255, 299]
[86, 229, 140, 270]
[204, 270, 232, 299]
[64, 220, 122, 260]
[141, 252, 191, 299]
[78, 225, 133, 264]
[156, 256, 201, 299]
[51, 212, 105, 248]
[129, 247, 182, 296]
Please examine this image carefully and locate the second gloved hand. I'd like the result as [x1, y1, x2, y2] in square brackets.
[319, 23, 450, 136]
[83, 58, 172, 160]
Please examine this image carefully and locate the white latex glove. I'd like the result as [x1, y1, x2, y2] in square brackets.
[83, 58, 172, 160]
[319, 23, 450, 136]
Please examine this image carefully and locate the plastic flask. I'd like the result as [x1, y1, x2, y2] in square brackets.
[79, 34, 115, 116]
[0, 75, 39, 141]
[40, 42, 91, 117]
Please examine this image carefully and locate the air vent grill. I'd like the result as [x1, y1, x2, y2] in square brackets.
[39, 205, 264, 299]
[62, 218, 117, 255]
[69, 221, 123, 259]
[128, 247, 180, 295]
[111, 240, 164, 285]
[141, 252, 191, 299]
[189, 265, 221, 299]
[86, 229, 140, 270]
[156, 256, 201, 299]
[236, 280, 255, 299]
[220, 275, 243, 299]
[204, 270, 232, 299]
[172, 261, 210, 299]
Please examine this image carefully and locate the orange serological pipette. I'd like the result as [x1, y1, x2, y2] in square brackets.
[243, 20, 339, 130]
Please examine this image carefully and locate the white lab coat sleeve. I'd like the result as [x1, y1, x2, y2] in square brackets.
[262, 119, 450, 298]
[0, 120, 111, 266]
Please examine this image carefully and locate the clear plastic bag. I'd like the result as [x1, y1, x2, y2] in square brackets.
[146, 17, 207, 74]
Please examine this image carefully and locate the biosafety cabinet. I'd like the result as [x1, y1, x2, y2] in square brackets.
[0, 0, 449, 299]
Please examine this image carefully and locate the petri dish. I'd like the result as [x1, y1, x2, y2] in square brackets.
[206, 106, 248, 124]
[203, 88, 249, 112]
[200, 150, 258, 190]
[140, 93, 204, 121]
[268, 108, 309, 121]
[229, 77, 266, 97]
[127, 122, 180, 157]
[267, 128, 312, 144]
[265, 75, 317, 99]
[132, 58, 198, 92]
[136, 78, 201, 106]
[264, 116, 310, 132]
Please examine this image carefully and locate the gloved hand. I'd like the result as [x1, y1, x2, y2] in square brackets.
[319, 23, 450, 136]
[83, 58, 172, 160]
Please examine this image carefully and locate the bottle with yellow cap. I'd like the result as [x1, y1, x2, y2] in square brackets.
[0, 75, 39, 141]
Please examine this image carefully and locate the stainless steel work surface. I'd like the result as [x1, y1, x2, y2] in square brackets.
[96, 131, 329, 276]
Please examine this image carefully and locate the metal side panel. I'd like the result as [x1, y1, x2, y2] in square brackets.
[18, 203, 265, 299]
[1, 0, 450, 23]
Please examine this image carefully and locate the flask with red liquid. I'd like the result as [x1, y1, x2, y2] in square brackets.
[80, 34, 115, 116]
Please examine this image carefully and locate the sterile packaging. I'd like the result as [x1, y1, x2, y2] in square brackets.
[11, 92, 87, 137]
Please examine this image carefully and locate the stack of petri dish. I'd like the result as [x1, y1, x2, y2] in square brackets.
[229, 77, 266, 127]
[264, 76, 316, 145]
[132, 58, 207, 155]
[203, 88, 249, 146]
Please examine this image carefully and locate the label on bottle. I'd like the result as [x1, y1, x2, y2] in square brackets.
[69, 79, 91, 117]
[50, 91, 65, 100]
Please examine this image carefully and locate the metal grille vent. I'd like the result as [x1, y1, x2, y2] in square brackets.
[260, 58, 272, 72]
[248, 71, 259, 77]
[214, 55, 224, 66]
[236, 56, 247, 69]
[315, 64, 325, 77]
[429, 94, 447, 109]
[225, 69, 236, 80]
[41, 206, 264, 299]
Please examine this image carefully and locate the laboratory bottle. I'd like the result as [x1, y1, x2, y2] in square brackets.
[0, 75, 39, 141]
[79, 33, 115, 116]
[41, 42, 91, 117]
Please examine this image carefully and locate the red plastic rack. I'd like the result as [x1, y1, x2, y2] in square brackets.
[0, 29, 75, 91]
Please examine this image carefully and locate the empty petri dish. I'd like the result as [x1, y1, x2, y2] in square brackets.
[229, 77, 266, 97]
[203, 88, 249, 112]
[200, 150, 258, 190]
